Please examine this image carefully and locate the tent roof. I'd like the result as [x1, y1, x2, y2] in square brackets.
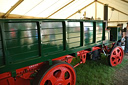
[0, 0, 128, 19]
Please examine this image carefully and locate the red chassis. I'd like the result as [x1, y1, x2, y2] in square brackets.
[0, 45, 123, 85]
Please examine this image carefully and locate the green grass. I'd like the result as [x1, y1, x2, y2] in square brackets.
[71, 54, 128, 85]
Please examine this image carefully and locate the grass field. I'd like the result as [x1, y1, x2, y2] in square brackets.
[71, 54, 128, 85]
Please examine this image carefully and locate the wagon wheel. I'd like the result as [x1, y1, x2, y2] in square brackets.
[108, 46, 124, 67]
[33, 61, 76, 85]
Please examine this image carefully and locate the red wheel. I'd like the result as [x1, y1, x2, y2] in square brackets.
[33, 61, 76, 85]
[109, 46, 124, 67]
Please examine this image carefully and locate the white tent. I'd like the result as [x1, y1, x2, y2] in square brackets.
[0, 0, 128, 25]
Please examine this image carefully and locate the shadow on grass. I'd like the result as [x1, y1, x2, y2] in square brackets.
[71, 54, 128, 85]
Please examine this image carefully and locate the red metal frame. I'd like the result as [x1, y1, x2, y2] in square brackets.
[0, 62, 44, 85]
[74, 50, 91, 68]
[0, 44, 118, 85]
[52, 55, 74, 64]
[0, 55, 74, 85]
[74, 46, 102, 68]
[0, 72, 11, 80]
[92, 46, 101, 51]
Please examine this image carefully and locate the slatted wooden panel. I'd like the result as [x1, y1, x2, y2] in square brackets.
[67, 22, 80, 49]
[41, 22, 63, 56]
[4, 22, 39, 62]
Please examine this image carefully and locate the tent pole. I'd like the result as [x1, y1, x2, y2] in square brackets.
[2, 0, 24, 18]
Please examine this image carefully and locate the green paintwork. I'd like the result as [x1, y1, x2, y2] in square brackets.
[108, 26, 122, 41]
[67, 22, 80, 49]
[0, 19, 116, 76]
[96, 22, 103, 42]
[0, 35, 4, 66]
[84, 22, 93, 45]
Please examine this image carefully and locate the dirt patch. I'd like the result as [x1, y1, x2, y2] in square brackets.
[113, 55, 128, 85]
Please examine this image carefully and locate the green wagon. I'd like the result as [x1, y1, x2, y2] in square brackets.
[0, 19, 123, 85]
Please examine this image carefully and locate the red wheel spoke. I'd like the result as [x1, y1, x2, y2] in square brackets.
[111, 55, 116, 58]
[59, 70, 67, 80]
[64, 78, 71, 85]
[118, 55, 122, 60]
[116, 50, 122, 63]
[119, 52, 122, 57]
[112, 62, 116, 66]
[117, 56, 122, 63]
[59, 68, 70, 79]
[112, 58, 116, 62]
[49, 76, 57, 83]
[111, 56, 116, 61]
[112, 59, 117, 64]
[116, 51, 120, 56]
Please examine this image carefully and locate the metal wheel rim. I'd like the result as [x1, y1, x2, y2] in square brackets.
[39, 64, 76, 85]
[110, 46, 124, 67]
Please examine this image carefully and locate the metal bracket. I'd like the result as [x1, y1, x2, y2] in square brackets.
[48, 59, 53, 66]
[11, 71, 16, 78]
[102, 48, 107, 56]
